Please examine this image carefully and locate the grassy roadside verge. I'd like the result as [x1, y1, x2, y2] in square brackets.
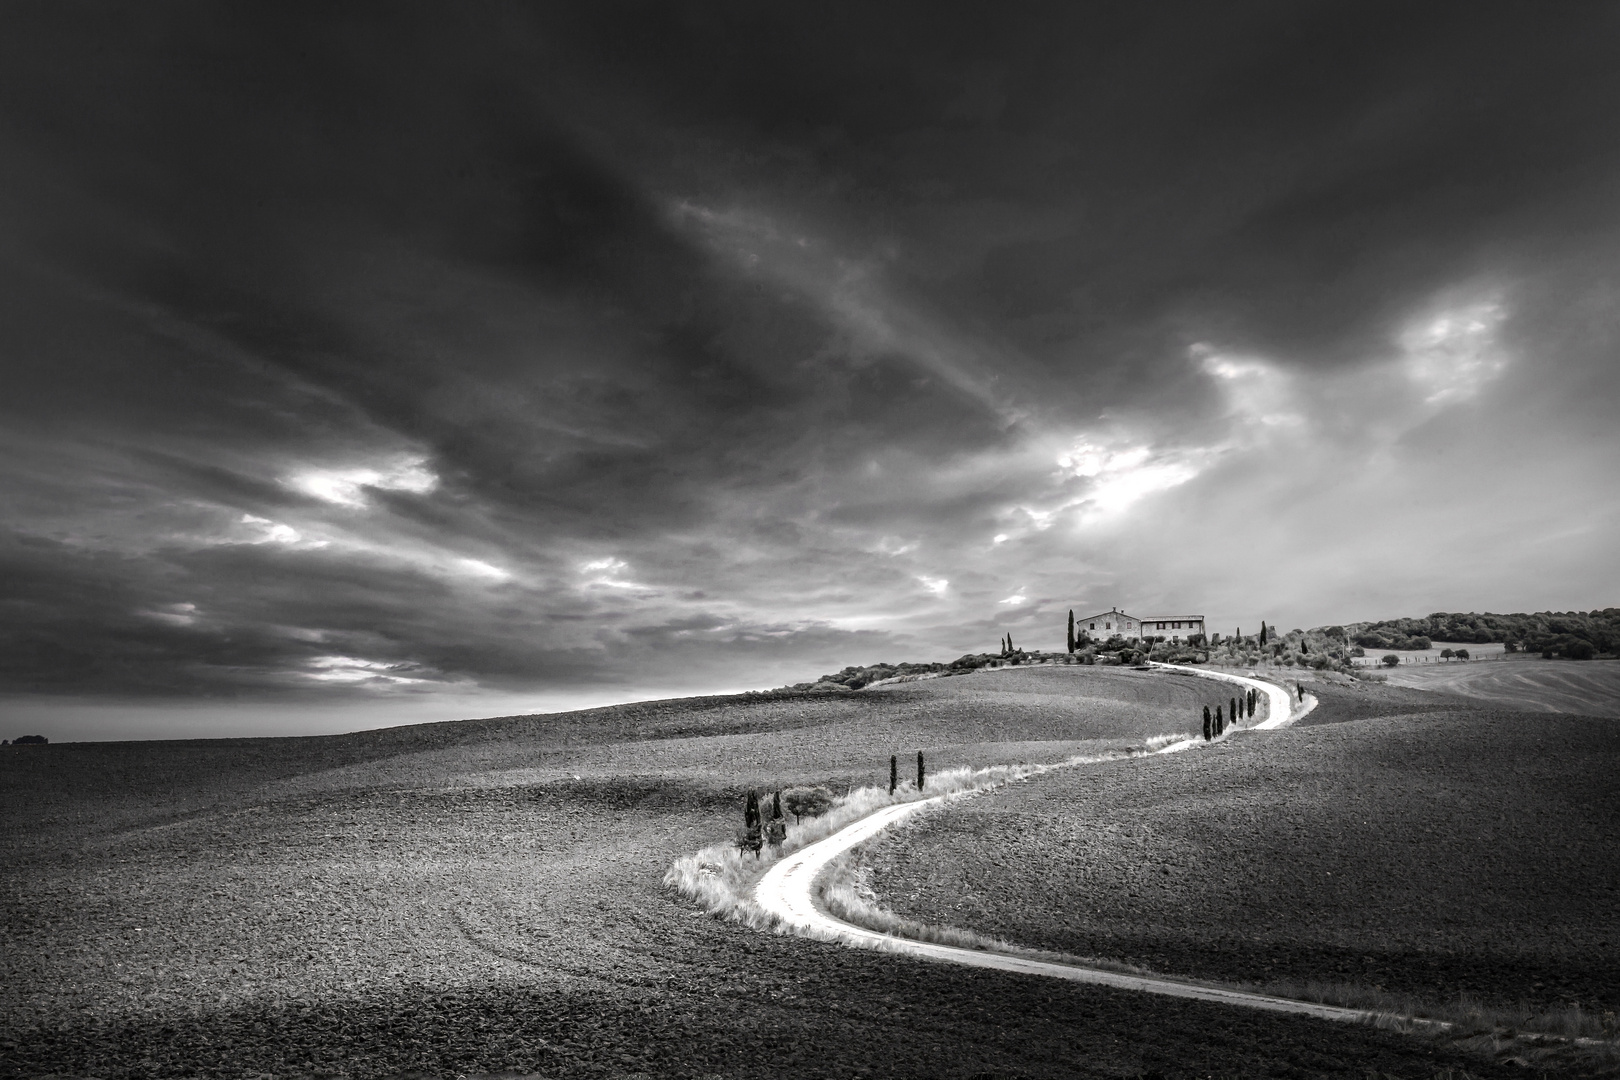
[662, 735, 1188, 935]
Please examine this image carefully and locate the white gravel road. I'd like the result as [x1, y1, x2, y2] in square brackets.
[751, 664, 1355, 1021]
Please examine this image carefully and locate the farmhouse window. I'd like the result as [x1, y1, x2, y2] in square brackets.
[1089, 622, 1095, 630]
[1157, 622, 1165, 630]
[1105, 622, 1111, 630]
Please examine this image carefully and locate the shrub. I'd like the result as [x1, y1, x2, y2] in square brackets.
[1504, 640, 1519, 653]
[12, 734, 47, 745]
[1382, 654, 1401, 667]
[1566, 640, 1596, 660]
[781, 786, 834, 824]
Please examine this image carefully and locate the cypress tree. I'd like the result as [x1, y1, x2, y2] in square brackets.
[1203, 705, 1212, 740]
[889, 754, 898, 795]
[1259, 622, 1268, 645]
[766, 791, 786, 849]
[917, 750, 925, 791]
[1067, 610, 1075, 654]
[1008, 632, 1015, 653]
[1215, 705, 1223, 735]
[1231, 697, 1238, 727]
[1248, 689, 1256, 717]
[743, 790, 763, 858]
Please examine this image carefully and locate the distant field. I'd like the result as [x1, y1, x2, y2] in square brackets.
[865, 704, 1620, 1013]
[1350, 641, 1508, 666]
[1376, 656, 1620, 716]
[2, 667, 1520, 1080]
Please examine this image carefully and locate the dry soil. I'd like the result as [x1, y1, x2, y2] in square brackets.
[0, 669, 1542, 1079]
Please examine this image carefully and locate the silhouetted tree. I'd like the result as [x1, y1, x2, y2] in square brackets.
[1203, 705, 1212, 741]
[1259, 622, 1268, 646]
[917, 750, 925, 791]
[1215, 705, 1223, 735]
[889, 754, 898, 795]
[740, 790, 763, 858]
[1067, 610, 1075, 654]
[1230, 697, 1238, 726]
[766, 792, 786, 850]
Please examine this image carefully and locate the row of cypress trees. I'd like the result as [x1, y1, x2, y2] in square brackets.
[1201, 688, 1258, 740]
[739, 752, 926, 858]
[888, 751, 925, 794]
[739, 790, 786, 858]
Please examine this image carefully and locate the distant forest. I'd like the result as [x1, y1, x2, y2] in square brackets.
[1345, 609, 1619, 659]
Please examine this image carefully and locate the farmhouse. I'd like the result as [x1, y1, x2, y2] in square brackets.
[1077, 608, 1205, 643]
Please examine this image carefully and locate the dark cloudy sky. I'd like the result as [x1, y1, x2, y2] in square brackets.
[4, 3, 1618, 739]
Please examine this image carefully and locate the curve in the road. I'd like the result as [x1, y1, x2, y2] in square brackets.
[752, 665, 1358, 1022]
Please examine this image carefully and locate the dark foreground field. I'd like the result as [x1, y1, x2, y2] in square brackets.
[0, 667, 1540, 1079]
[865, 685, 1620, 1023]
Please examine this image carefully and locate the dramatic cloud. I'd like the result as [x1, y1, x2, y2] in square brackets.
[1, 3, 1617, 738]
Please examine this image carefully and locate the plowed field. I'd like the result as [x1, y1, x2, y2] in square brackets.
[865, 702, 1620, 1015]
[1378, 657, 1620, 717]
[0, 668, 1535, 1079]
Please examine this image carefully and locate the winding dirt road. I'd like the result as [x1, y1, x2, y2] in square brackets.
[751, 666, 1356, 1021]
